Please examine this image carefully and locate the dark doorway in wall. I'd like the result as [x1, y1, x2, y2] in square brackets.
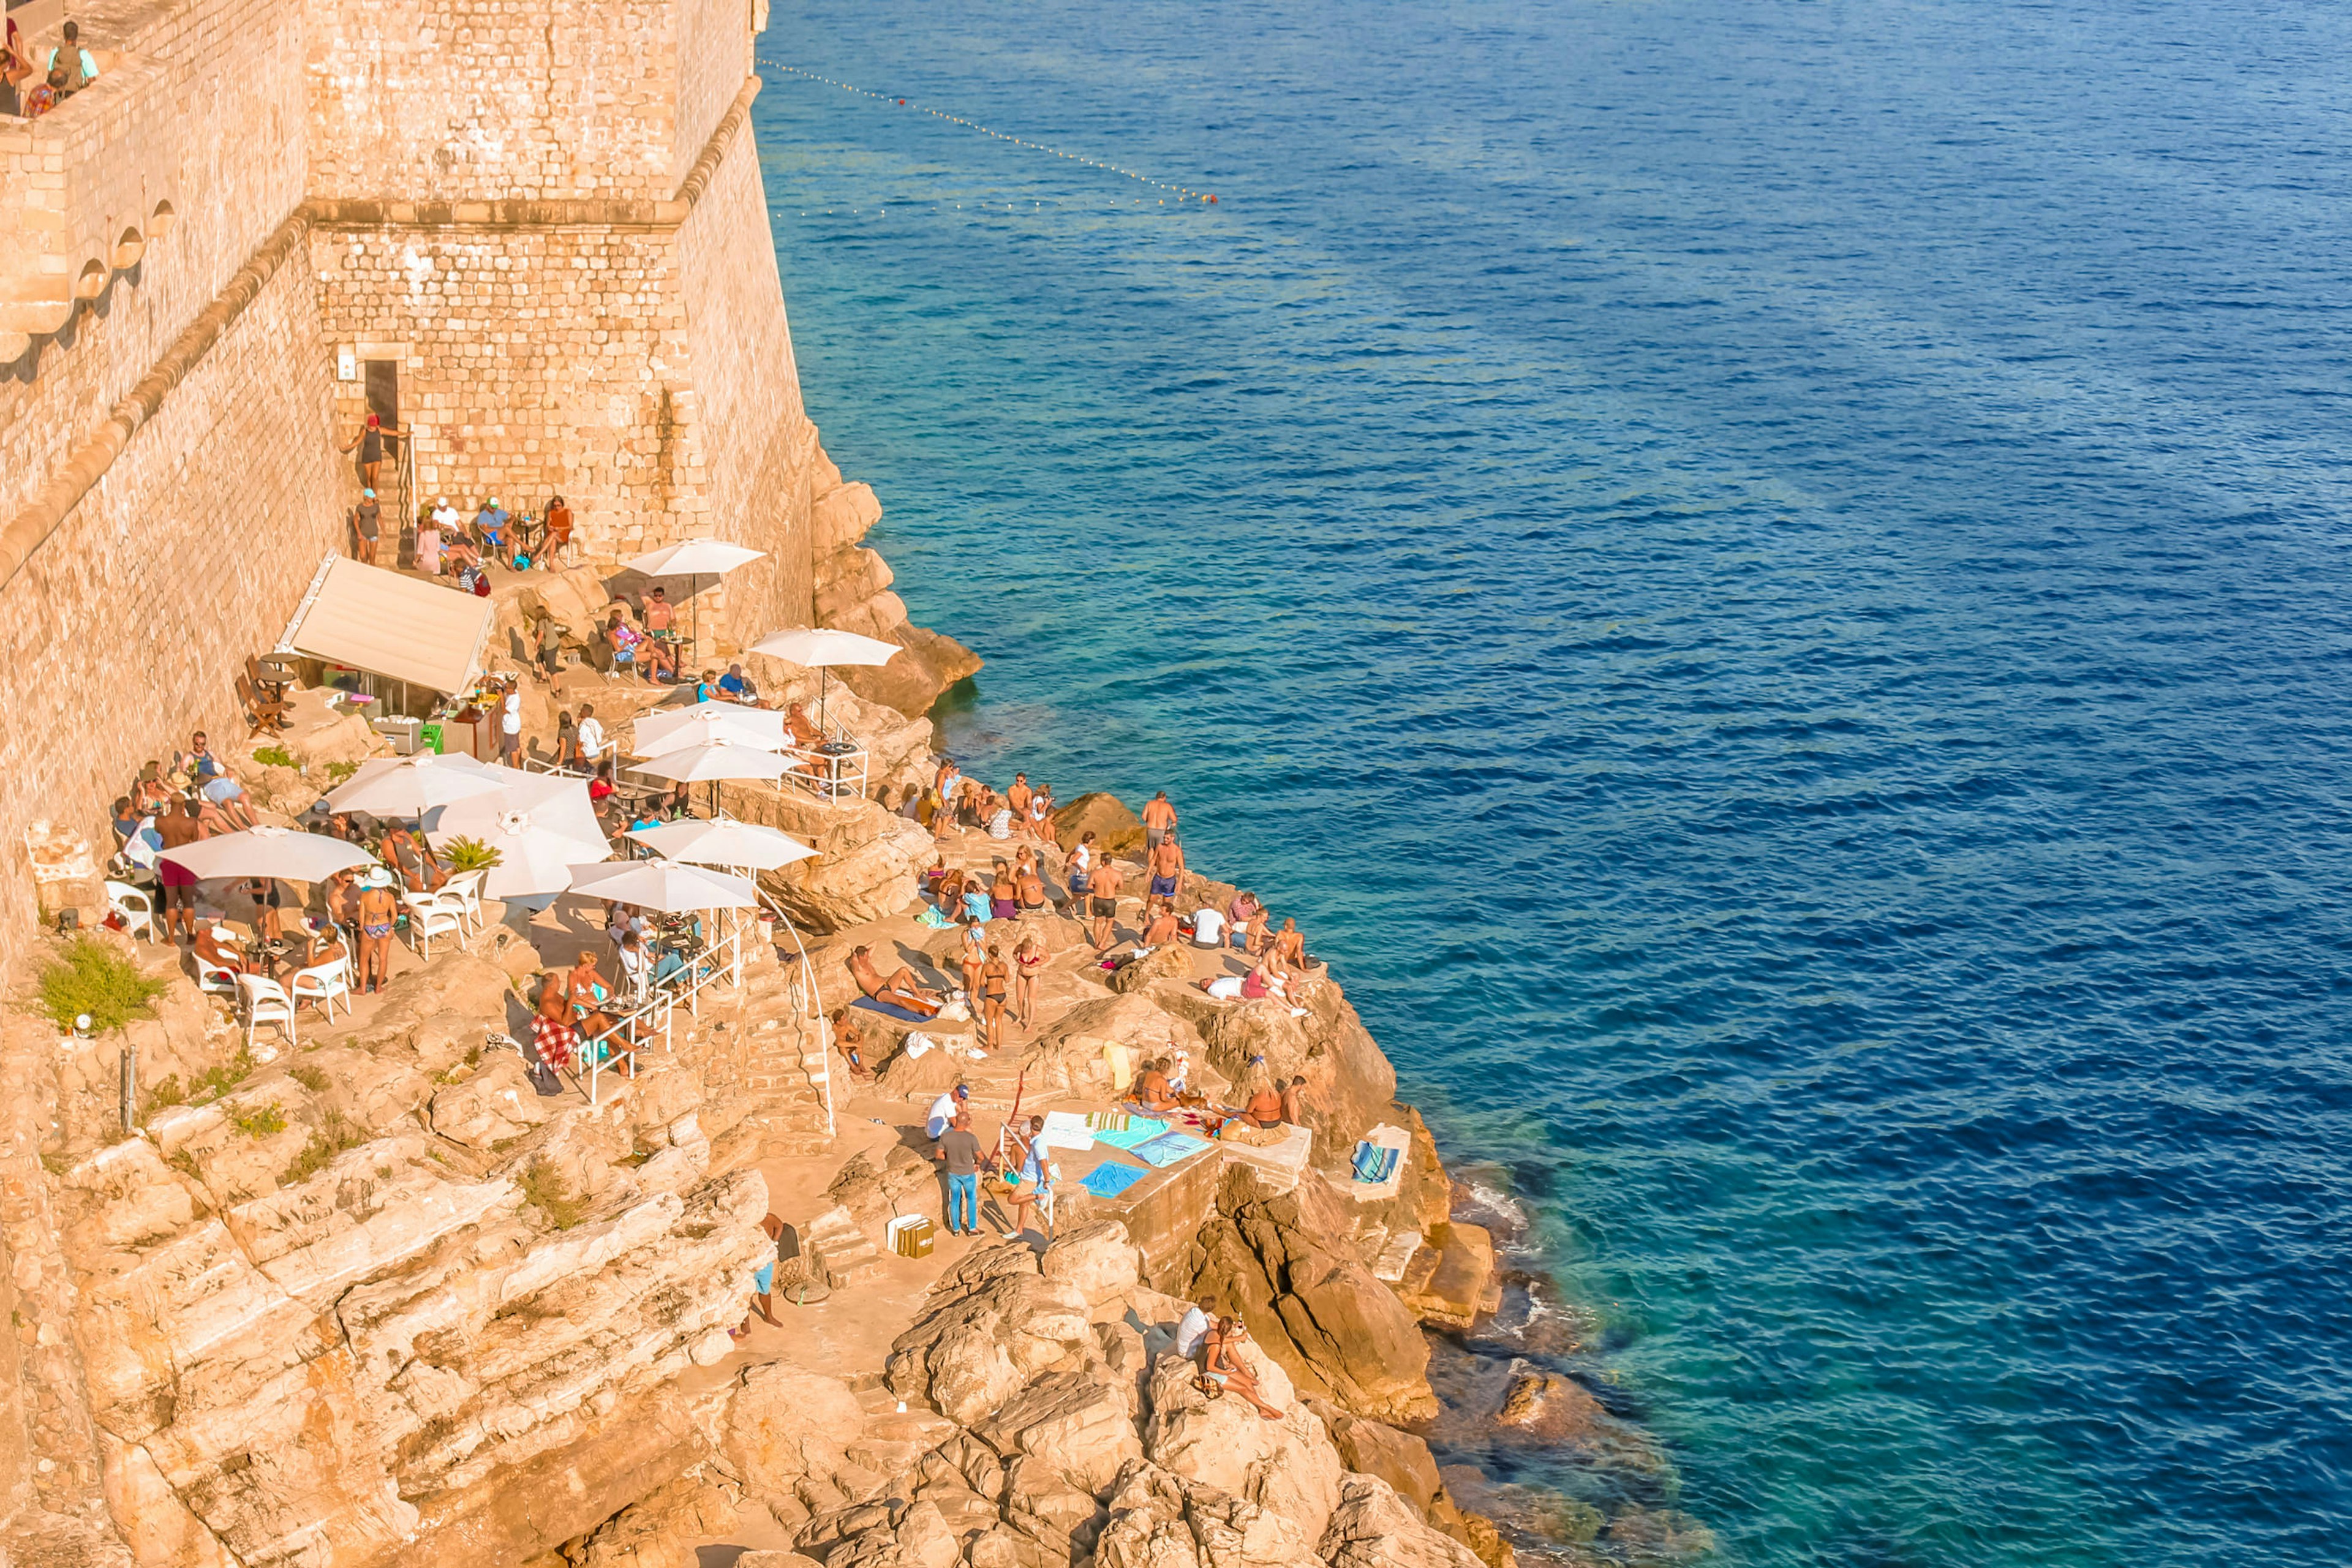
[364, 360, 399, 427]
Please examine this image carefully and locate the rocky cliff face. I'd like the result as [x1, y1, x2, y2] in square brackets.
[10, 948, 782, 1568]
[802, 443, 982, 718]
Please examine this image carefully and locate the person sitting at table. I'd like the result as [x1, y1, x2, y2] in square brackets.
[605, 611, 643, 678]
[193, 923, 257, 979]
[442, 528, 481, 577]
[383, 822, 447, 892]
[131, 763, 173, 816]
[294, 914, 349, 970]
[243, 877, 287, 945]
[717, 663, 759, 704]
[784, 701, 822, 749]
[532, 971, 582, 1074]
[846, 945, 943, 1017]
[641, 634, 678, 685]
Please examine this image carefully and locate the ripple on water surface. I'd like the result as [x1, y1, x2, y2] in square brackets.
[757, 0, 2352, 1561]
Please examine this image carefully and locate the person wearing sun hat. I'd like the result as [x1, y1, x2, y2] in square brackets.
[355, 868, 401, 994]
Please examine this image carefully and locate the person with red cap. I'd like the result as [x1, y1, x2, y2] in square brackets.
[339, 409, 404, 491]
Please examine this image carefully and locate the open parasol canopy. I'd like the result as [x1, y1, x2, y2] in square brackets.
[325, 752, 508, 816]
[159, 825, 378, 882]
[565, 861, 761, 913]
[630, 702, 790, 758]
[623, 818, 818, 872]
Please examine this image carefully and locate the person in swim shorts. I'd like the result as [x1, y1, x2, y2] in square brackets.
[1088, 857, 1125, 952]
[1147, 831, 1185, 902]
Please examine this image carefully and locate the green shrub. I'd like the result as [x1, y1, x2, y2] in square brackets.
[190, 1050, 257, 1106]
[145, 1074, 187, 1113]
[38, 937, 168, 1035]
[253, 745, 296, 769]
[325, 761, 361, 783]
[279, 1109, 366, 1186]
[518, 1161, 586, 1229]
[287, 1064, 328, 1093]
[227, 1101, 287, 1139]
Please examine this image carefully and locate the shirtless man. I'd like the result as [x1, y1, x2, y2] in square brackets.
[1087, 857, 1126, 952]
[1143, 790, 1178, 849]
[848, 945, 944, 1018]
[1006, 774, 1033, 835]
[153, 797, 202, 942]
[355, 872, 401, 993]
[1201, 1317, 1282, 1420]
[1280, 1075, 1308, 1128]
[1147, 833, 1186, 904]
[1140, 898, 1179, 948]
[1269, 919, 1308, 978]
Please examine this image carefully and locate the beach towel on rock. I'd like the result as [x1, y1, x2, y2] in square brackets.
[854, 997, 931, 1023]
[1131, 1130, 1212, 1168]
[1080, 1161, 1151, 1199]
[1091, 1117, 1170, 1150]
[1039, 1110, 1096, 1151]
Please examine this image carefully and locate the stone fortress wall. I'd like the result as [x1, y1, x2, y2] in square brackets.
[0, 0, 818, 974]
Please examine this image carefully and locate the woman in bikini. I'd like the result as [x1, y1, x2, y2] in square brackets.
[1027, 784, 1057, 849]
[958, 921, 988, 1009]
[566, 951, 633, 1078]
[980, 943, 1011, 1052]
[355, 872, 399, 993]
[1015, 860, 1049, 914]
[1011, 933, 1046, 1028]
[847, 946, 943, 1017]
[989, 860, 1018, 921]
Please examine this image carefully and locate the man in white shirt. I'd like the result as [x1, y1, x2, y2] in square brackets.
[1188, 906, 1225, 949]
[499, 681, 522, 764]
[926, 1083, 970, 1139]
[1174, 1302, 1211, 1358]
[575, 704, 606, 778]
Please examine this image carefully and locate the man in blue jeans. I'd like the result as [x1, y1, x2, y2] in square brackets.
[934, 1111, 982, 1236]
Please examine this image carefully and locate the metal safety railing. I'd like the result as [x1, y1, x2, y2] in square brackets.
[563, 919, 747, 1105]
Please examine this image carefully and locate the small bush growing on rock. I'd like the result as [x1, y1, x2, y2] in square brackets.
[279, 1109, 366, 1186]
[191, 1050, 258, 1106]
[325, 761, 362, 783]
[227, 1101, 287, 1139]
[287, 1064, 328, 1093]
[38, 937, 168, 1035]
[253, 745, 296, 769]
[145, 1075, 187, 1113]
[519, 1161, 586, 1229]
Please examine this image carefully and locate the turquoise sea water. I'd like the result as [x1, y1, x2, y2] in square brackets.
[753, 2, 2352, 1562]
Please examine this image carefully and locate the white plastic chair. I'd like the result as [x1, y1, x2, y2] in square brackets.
[236, 973, 298, 1050]
[105, 880, 155, 941]
[289, 955, 353, 1021]
[440, 870, 488, 935]
[400, 889, 466, 959]
[196, 954, 241, 999]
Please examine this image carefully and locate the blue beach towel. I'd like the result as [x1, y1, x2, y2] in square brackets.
[1080, 1162, 1152, 1199]
[1090, 1117, 1171, 1151]
[1130, 1131, 1212, 1168]
[854, 997, 933, 1023]
[1351, 1143, 1401, 1184]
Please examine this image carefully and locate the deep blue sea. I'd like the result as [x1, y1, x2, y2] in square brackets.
[752, 2, 2352, 1562]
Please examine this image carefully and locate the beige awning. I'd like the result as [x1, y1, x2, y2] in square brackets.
[281, 555, 494, 695]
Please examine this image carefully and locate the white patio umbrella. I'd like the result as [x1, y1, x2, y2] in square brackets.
[747, 627, 901, 731]
[424, 766, 609, 900]
[565, 861, 761, 913]
[324, 752, 507, 817]
[627, 741, 798, 816]
[630, 701, 789, 758]
[159, 825, 379, 882]
[624, 538, 769, 657]
[624, 818, 818, 872]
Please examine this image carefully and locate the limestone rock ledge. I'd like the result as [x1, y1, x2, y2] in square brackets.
[21, 958, 775, 1568]
[804, 442, 982, 719]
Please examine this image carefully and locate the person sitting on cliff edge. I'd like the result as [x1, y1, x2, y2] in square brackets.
[1200, 1316, 1283, 1420]
[848, 945, 944, 1018]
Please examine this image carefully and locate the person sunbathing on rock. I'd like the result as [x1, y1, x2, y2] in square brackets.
[1201, 1317, 1283, 1420]
[1238, 1080, 1286, 1130]
[848, 945, 943, 1017]
[831, 1009, 876, 1079]
[1128, 1058, 1179, 1115]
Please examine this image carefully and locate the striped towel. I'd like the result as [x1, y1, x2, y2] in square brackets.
[1086, 1110, 1133, 1133]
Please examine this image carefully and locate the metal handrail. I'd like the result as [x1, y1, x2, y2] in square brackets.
[756, 886, 835, 1138]
[565, 919, 745, 1105]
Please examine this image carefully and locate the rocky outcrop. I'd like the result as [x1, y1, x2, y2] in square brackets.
[1050, 794, 1146, 859]
[723, 784, 929, 932]
[1318, 1475, 1486, 1568]
[1182, 1168, 1437, 1426]
[1020, 993, 1206, 1101]
[804, 448, 981, 718]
